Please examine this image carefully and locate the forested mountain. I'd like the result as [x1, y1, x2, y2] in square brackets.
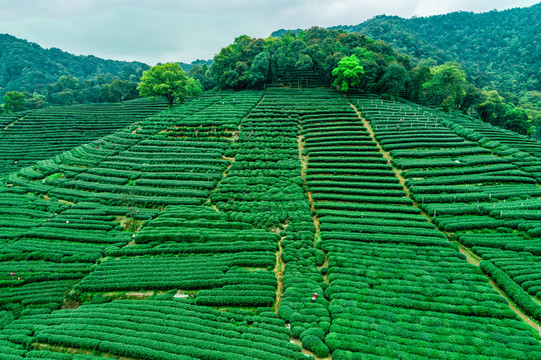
[330, 3, 541, 108]
[0, 34, 148, 98]
[0, 34, 213, 107]
[179, 59, 213, 72]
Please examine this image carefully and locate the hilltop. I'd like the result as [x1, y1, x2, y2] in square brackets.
[0, 87, 540, 359]
[328, 3, 541, 110]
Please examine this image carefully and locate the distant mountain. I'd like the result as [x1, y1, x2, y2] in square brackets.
[0, 34, 213, 100]
[330, 3, 541, 96]
[0, 34, 150, 98]
[179, 59, 213, 72]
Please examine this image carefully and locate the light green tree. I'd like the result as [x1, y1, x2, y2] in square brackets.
[332, 55, 365, 92]
[137, 63, 201, 106]
[2, 91, 26, 113]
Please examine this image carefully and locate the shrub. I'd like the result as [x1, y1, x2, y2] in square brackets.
[291, 325, 306, 338]
[315, 250, 326, 266]
[300, 327, 326, 341]
[302, 335, 330, 357]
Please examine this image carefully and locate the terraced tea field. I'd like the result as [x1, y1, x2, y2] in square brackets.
[0, 88, 540, 359]
[0, 98, 168, 177]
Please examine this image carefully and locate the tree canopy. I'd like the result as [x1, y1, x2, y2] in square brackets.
[332, 5, 541, 135]
[210, 26, 537, 136]
[137, 63, 201, 106]
[423, 63, 467, 112]
[210, 27, 411, 96]
[2, 91, 26, 113]
[476, 90, 534, 135]
[332, 55, 364, 92]
[0, 34, 146, 100]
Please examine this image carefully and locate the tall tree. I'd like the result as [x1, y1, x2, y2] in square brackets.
[137, 63, 201, 106]
[246, 52, 270, 89]
[423, 63, 467, 111]
[476, 90, 507, 127]
[2, 91, 26, 113]
[377, 63, 409, 100]
[332, 54, 365, 92]
[504, 104, 531, 135]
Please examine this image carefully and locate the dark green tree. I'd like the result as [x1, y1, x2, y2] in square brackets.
[408, 65, 431, 101]
[423, 63, 467, 111]
[377, 63, 409, 99]
[476, 90, 507, 126]
[57, 75, 79, 91]
[188, 64, 217, 91]
[504, 104, 531, 134]
[246, 52, 270, 89]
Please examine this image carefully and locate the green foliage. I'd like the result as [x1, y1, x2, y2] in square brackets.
[302, 335, 330, 357]
[0, 33, 147, 101]
[188, 63, 217, 91]
[376, 63, 409, 100]
[334, 5, 541, 113]
[137, 63, 201, 106]
[2, 91, 26, 113]
[212, 27, 407, 97]
[332, 55, 365, 92]
[481, 261, 541, 322]
[422, 63, 467, 111]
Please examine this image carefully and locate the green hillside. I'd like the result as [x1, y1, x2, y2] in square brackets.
[0, 87, 540, 358]
[0, 34, 149, 99]
[0, 34, 212, 108]
[330, 3, 541, 113]
[0, 98, 168, 177]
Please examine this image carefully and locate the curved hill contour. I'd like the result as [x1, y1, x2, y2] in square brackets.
[0, 88, 540, 359]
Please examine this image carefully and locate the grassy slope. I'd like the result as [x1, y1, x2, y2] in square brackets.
[0, 88, 540, 358]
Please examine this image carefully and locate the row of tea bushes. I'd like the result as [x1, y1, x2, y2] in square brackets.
[0, 299, 307, 359]
[353, 95, 541, 331]
[0, 98, 168, 177]
[213, 89, 331, 356]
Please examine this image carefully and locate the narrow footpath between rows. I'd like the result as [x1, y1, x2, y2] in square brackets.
[296, 127, 332, 360]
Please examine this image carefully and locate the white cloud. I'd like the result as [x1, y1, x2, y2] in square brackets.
[0, 0, 539, 64]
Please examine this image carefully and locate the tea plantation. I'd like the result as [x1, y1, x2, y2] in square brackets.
[0, 98, 168, 178]
[0, 88, 540, 359]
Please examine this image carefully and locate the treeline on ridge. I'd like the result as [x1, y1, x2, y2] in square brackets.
[207, 27, 536, 136]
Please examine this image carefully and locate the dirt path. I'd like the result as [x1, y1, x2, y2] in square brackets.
[290, 338, 332, 360]
[350, 104, 408, 190]
[297, 133, 322, 246]
[32, 343, 137, 360]
[318, 253, 329, 284]
[273, 225, 287, 313]
[298, 134, 308, 179]
[350, 103, 434, 222]
[295, 123, 331, 357]
[488, 278, 541, 330]
[457, 240, 541, 330]
[206, 155, 234, 212]
[2, 117, 21, 131]
[457, 242, 482, 266]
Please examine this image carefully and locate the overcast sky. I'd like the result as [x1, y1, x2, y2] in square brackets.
[1, 0, 539, 65]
